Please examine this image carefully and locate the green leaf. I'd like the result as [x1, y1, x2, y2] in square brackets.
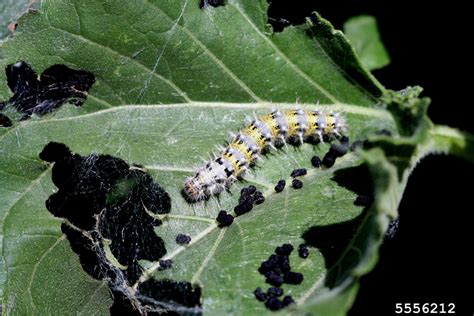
[0, 103, 396, 314]
[343, 15, 390, 71]
[0, 1, 472, 315]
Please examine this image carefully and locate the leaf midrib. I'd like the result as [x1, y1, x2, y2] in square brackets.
[0, 102, 390, 153]
[27, 235, 66, 312]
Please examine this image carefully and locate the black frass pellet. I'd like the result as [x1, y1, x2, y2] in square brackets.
[176, 234, 191, 245]
[239, 194, 253, 205]
[254, 287, 267, 302]
[258, 260, 274, 275]
[258, 254, 291, 274]
[265, 297, 284, 311]
[330, 143, 348, 158]
[283, 271, 304, 285]
[158, 259, 173, 270]
[320, 138, 349, 165]
[274, 179, 286, 193]
[267, 287, 283, 297]
[259, 254, 290, 275]
[339, 135, 350, 145]
[258, 254, 278, 274]
[245, 185, 256, 195]
[239, 193, 252, 204]
[275, 254, 291, 273]
[298, 244, 309, 259]
[216, 210, 227, 222]
[216, 210, 234, 227]
[234, 199, 253, 216]
[311, 155, 321, 168]
[275, 243, 294, 256]
[264, 270, 284, 287]
[239, 185, 256, 203]
[253, 191, 265, 204]
[292, 179, 303, 189]
[282, 295, 295, 306]
[322, 151, 337, 168]
[290, 168, 307, 177]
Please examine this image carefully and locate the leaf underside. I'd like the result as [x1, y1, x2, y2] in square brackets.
[1, 0, 470, 315]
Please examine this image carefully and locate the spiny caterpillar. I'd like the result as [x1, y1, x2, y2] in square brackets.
[183, 109, 347, 202]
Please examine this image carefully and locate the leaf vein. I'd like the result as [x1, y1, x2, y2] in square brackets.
[27, 235, 66, 312]
[88, 94, 114, 109]
[144, 165, 194, 173]
[1, 166, 52, 232]
[3, 102, 390, 128]
[136, 0, 189, 103]
[191, 227, 227, 283]
[80, 281, 108, 314]
[135, 223, 218, 287]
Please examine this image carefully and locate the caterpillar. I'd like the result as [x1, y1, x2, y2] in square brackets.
[182, 109, 347, 202]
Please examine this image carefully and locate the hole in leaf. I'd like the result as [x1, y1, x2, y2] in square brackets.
[301, 209, 368, 288]
[0, 113, 12, 127]
[0, 61, 95, 124]
[110, 291, 142, 316]
[199, 0, 225, 9]
[42, 141, 170, 283]
[332, 164, 373, 197]
[267, 0, 318, 32]
[40, 142, 201, 314]
[302, 211, 365, 269]
[137, 279, 202, 314]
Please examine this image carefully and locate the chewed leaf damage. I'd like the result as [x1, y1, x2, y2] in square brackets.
[199, 0, 225, 9]
[0, 61, 95, 126]
[40, 142, 202, 315]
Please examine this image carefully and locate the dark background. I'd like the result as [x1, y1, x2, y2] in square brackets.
[268, 1, 473, 315]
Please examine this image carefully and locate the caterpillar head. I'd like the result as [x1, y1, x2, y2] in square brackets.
[182, 176, 207, 202]
[182, 161, 229, 202]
